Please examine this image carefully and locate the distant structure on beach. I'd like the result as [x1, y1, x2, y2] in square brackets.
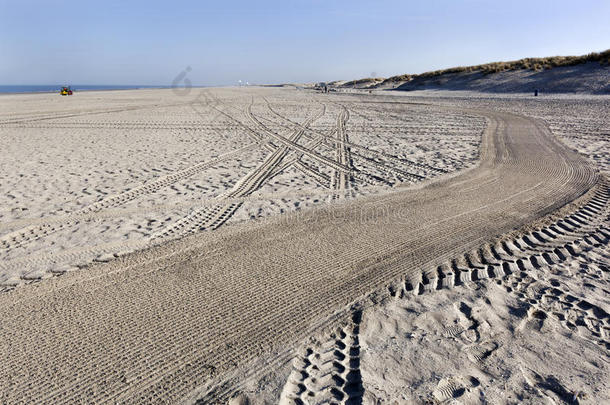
[315, 82, 328, 93]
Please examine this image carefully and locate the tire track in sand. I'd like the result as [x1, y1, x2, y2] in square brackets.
[330, 106, 353, 195]
[151, 103, 327, 239]
[262, 101, 406, 188]
[0, 142, 256, 254]
[0, 99, 599, 404]
[278, 179, 608, 403]
[268, 101, 451, 179]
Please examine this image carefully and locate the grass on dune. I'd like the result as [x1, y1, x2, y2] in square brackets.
[374, 49, 610, 85]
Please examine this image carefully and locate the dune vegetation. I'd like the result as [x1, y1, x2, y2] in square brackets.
[372, 49, 610, 85]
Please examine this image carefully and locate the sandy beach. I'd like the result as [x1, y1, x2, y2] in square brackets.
[0, 87, 608, 403]
[0, 88, 484, 284]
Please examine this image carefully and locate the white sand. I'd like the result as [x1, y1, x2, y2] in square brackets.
[0, 88, 607, 404]
[0, 88, 484, 286]
[209, 91, 610, 404]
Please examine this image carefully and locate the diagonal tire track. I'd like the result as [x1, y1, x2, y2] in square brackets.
[152, 102, 327, 239]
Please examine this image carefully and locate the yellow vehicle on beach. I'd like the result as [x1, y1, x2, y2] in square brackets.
[60, 86, 73, 95]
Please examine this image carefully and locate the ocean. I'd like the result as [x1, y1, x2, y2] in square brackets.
[0, 85, 171, 94]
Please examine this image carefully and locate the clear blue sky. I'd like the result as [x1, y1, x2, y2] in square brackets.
[1, 0, 608, 85]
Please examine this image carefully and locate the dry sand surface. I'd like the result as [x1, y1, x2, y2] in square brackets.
[0, 88, 608, 404]
[0, 88, 483, 284]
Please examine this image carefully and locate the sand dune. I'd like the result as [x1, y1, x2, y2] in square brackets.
[391, 62, 610, 94]
[334, 54, 609, 94]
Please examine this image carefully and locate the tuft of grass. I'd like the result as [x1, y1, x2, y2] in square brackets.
[382, 74, 413, 83]
[342, 77, 386, 87]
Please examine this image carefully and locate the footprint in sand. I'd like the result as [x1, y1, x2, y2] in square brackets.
[432, 375, 480, 402]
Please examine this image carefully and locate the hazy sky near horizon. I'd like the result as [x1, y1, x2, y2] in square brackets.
[1, 0, 608, 85]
